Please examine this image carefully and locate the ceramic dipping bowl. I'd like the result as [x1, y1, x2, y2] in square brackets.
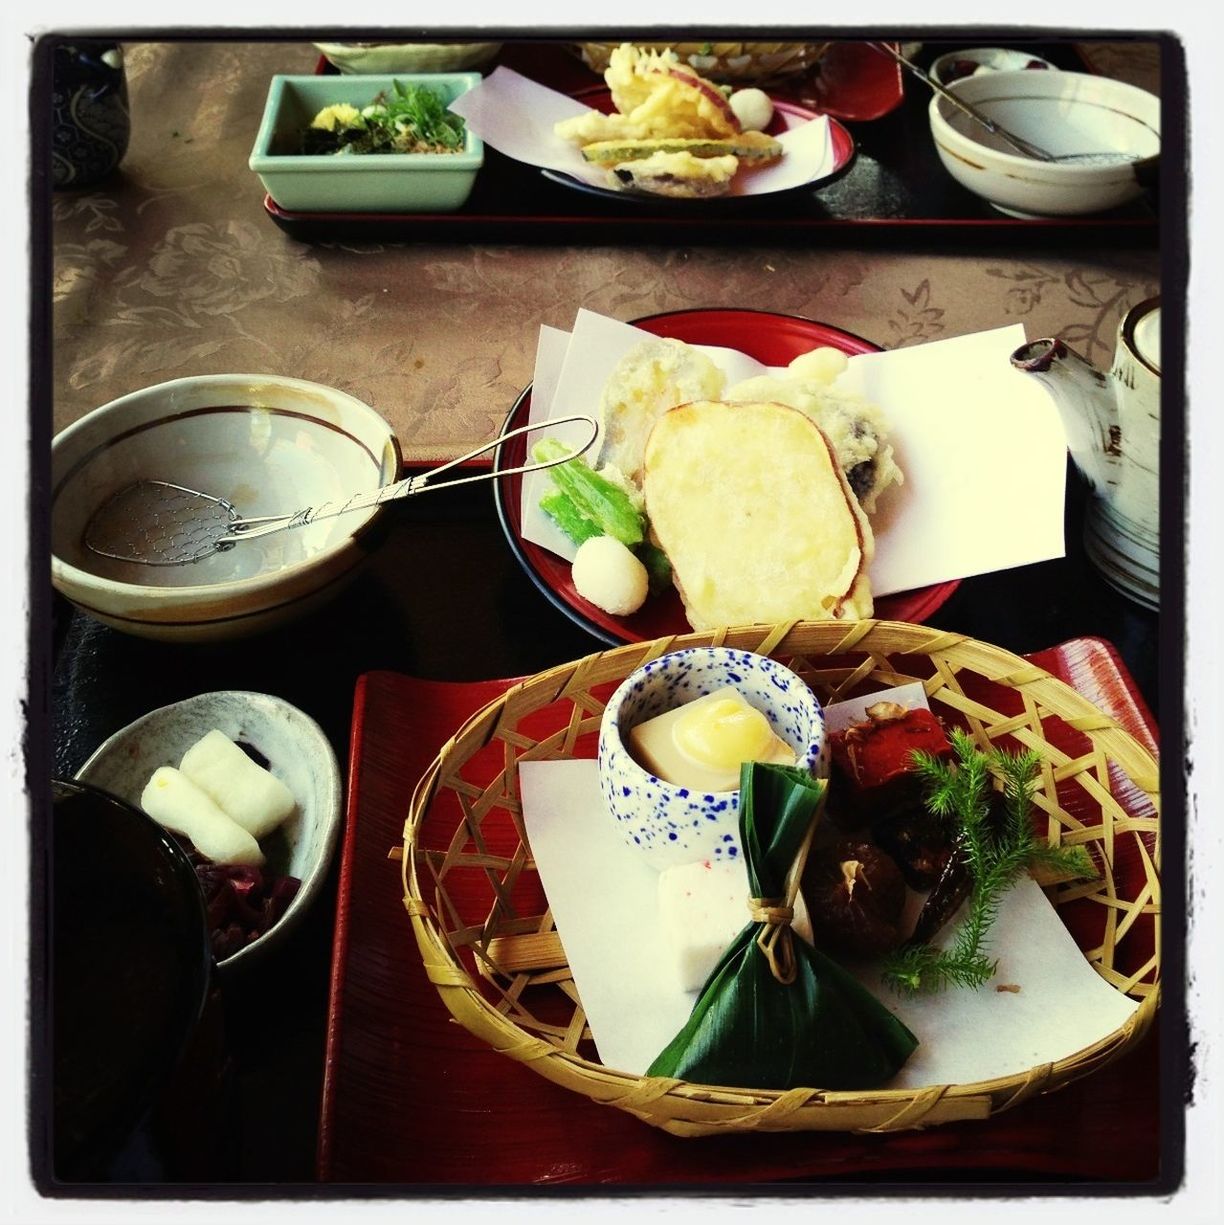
[597, 647, 827, 869]
[75, 690, 343, 970]
[928, 69, 1160, 217]
[51, 373, 401, 642]
[249, 73, 484, 213]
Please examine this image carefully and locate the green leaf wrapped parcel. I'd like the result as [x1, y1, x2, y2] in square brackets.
[647, 762, 919, 1091]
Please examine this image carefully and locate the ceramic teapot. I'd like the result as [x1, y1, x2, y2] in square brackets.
[1011, 297, 1161, 611]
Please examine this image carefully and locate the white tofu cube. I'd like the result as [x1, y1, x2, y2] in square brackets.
[657, 857, 813, 993]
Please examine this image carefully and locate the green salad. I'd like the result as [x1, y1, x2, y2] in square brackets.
[301, 81, 467, 156]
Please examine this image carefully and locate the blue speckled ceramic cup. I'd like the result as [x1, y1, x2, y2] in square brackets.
[597, 647, 827, 869]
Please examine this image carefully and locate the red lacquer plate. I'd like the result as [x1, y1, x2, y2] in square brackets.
[492, 307, 959, 647]
[540, 87, 856, 206]
[790, 40, 906, 121]
[317, 635, 1159, 1184]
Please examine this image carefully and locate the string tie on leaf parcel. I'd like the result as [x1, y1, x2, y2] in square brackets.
[748, 779, 821, 987]
[646, 762, 919, 1093]
[750, 897, 798, 984]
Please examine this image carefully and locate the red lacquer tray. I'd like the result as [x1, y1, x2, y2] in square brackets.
[271, 40, 1154, 242]
[317, 636, 1162, 1185]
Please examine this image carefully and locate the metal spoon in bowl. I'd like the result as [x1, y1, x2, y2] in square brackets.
[871, 42, 1139, 166]
[84, 413, 599, 567]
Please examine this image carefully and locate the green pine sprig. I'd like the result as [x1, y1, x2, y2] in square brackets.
[881, 729, 1095, 996]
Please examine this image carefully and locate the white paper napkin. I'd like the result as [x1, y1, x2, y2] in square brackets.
[521, 310, 1068, 597]
[518, 755, 1138, 1084]
[448, 67, 834, 195]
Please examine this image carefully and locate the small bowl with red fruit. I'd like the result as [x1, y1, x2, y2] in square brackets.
[930, 47, 1056, 87]
[75, 690, 343, 971]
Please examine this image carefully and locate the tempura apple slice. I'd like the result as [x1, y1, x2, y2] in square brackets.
[643, 400, 874, 630]
[647, 65, 741, 137]
[604, 43, 741, 135]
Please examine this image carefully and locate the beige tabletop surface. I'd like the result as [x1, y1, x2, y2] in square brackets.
[50, 39, 1162, 464]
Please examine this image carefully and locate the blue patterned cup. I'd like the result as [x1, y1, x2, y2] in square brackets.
[52, 41, 130, 189]
[597, 647, 827, 869]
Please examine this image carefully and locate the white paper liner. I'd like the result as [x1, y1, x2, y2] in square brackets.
[448, 67, 835, 196]
[517, 682, 1138, 1086]
[519, 309, 1068, 598]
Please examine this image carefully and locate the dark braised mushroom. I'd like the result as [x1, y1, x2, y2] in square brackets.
[803, 838, 907, 959]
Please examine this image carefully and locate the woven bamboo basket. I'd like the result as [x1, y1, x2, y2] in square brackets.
[575, 41, 831, 86]
[400, 621, 1160, 1137]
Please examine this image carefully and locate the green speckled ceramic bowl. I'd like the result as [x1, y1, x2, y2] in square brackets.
[249, 73, 484, 213]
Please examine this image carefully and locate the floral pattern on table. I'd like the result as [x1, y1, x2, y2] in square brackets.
[51, 41, 1161, 462]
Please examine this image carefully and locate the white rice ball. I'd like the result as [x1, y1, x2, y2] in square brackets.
[571, 536, 649, 616]
[728, 88, 774, 132]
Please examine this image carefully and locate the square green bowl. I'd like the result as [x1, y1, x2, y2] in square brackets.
[249, 73, 484, 213]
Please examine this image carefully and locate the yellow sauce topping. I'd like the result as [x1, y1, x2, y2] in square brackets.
[672, 696, 776, 772]
[628, 685, 797, 792]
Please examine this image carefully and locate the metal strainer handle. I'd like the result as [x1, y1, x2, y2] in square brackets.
[870, 41, 1059, 163]
[83, 413, 601, 566]
[219, 413, 599, 545]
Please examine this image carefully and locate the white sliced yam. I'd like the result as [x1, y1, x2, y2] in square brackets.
[179, 728, 296, 840]
[140, 766, 264, 867]
[643, 400, 874, 631]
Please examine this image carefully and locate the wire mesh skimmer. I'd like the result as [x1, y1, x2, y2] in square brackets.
[84, 414, 599, 567]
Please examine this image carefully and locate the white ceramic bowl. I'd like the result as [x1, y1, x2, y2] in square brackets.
[928, 70, 1160, 217]
[51, 374, 401, 642]
[314, 41, 502, 74]
[929, 47, 1056, 87]
[75, 690, 343, 970]
[597, 647, 827, 868]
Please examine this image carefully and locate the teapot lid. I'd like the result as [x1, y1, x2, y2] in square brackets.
[1129, 302, 1161, 373]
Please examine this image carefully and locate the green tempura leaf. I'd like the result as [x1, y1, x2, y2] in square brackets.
[531, 439, 645, 547]
[539, 489, 602, 546]
[638, 542, 673, 597]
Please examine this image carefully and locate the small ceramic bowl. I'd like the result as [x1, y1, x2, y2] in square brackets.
[313, 41, 502, 75]
[51, 373, 401, 642]
[249, 73, 484, 213]
[597, 647, 827, 868]
[75, 690, 343, 970]
[929, 70, 1160, 217]
[929, 47, 1056, 87]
